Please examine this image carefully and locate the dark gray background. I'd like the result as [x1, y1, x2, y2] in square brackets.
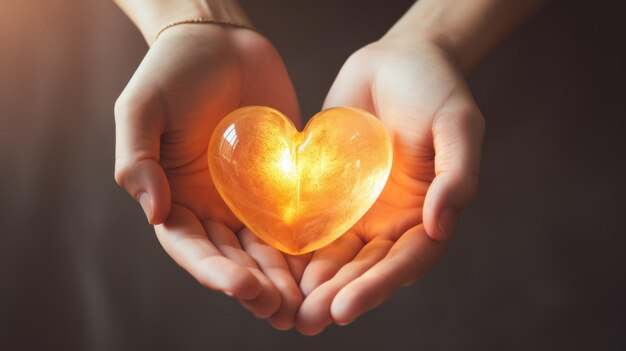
[1, 0, 625, 350]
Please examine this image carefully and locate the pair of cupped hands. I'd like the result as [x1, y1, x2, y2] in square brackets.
[114, 25, 484, 335]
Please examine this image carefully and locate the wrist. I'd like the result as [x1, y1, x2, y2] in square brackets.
[383, 0, 549, 75]
[382, 7, 468, 74]
[379, 26, 465, 76]
[115, 0, 252, 45]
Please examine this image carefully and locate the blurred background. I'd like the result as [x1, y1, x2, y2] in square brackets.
[1, 0, 625, 350]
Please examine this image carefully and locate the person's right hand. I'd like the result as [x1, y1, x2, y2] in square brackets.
[114, 25, 308, 330]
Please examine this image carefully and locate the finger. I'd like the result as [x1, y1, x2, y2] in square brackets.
[295, 238, 394, 336]
[239, 229, 302, 330]
[322, 50, 375, 112]
[299, 231, 364, 296]
[423, 99, 485, 240]
[330, 225, 449, 324]
[202, 222, 281, 319]
[114, 92, 170, 224]
[203, 221, 258, 269]
[154, 204, 261, 300]
[237, 269, 282, 320]
[283, 252, 313, 285]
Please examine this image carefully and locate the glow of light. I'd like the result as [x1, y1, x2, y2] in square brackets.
[208, 106, 392, 255]
[277, 148, 296, 176]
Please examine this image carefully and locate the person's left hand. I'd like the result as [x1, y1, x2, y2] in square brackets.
[295, 34, 485, 334]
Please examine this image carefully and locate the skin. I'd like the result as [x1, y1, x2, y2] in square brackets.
[295, 34, 484, 335]
[114, 24, 309, 329]
[113, 0, 548, 334]
[294, 0, 548, 334]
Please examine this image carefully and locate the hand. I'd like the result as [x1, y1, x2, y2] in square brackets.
[295, 34, 485, 334]
[114, 25, 309, 329]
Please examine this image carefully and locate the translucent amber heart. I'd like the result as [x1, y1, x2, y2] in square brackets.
[208, 106, 392, 255]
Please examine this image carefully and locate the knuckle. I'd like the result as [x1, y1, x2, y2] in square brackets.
[113, 162, 129, 187]
[345, 51, 363, 67]
[344, 45, 375, 68]
[114, 91, 160, 125]
[473, 111, 486, 136]
[113, 159, 135, 188]
[113, 93, 132, 122]
[465, 174, 480, 201]
[462, 106, 486, 137]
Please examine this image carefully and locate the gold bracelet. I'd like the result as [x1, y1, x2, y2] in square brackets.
[155, 18, 259, 40]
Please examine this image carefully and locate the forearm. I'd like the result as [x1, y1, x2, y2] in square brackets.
[113, 0, 251, 45]
[385, 0, 550, 73]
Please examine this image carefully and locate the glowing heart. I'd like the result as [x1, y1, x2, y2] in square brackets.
[208, 106, 392, 255]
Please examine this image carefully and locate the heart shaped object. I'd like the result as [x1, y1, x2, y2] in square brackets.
[208, 106, 392, 255]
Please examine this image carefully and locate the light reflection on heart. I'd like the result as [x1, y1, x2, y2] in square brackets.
[208, 106, 392, 255]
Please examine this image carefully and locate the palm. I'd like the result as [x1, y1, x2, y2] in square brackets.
[155, 39, 242, 231]
[296, 40, 482, 334]
[355, 169, 428, 243]
[355, 42, 459, 241]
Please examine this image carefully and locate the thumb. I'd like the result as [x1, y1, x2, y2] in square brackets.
[322, 50, 375, 112]
[423, 100, 485, 241]
[114, 95, 171, 225]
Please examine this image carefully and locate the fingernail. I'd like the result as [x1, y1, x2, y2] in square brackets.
[438, 208, 459, 240]
[269, 320, 293, 331]
[337, 319, 354, 327]
[137, 192, 152, 223]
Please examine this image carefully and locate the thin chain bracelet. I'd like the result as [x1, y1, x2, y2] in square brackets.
[155, 18, 259, 40]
